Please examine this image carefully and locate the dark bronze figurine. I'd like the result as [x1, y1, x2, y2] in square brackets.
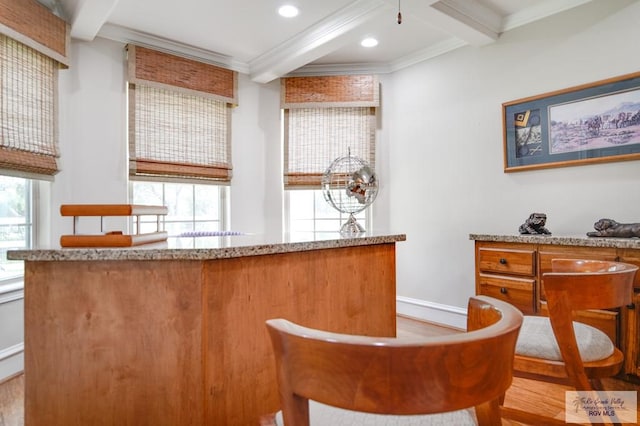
[519, 213, 551, 235]
[587, 218, 640, 238]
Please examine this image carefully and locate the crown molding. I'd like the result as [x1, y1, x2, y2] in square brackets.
[287, 62, 392, 77]
[389, 37, 467, 72]
[248, 0, 389, 83]
[97, 23, 250, 74]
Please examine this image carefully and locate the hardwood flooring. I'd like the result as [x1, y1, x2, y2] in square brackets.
[0, 373, 22, 426]
[1, 316, 638, 426]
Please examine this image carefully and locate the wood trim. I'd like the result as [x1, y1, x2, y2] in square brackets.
[0, 0, 69, 66]
[281, 75, 379, 108]
[128, 45, 237, 104]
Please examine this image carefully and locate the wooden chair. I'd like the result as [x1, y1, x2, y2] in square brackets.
[502, 258, 638, 426]
[261, 295, 523, 426]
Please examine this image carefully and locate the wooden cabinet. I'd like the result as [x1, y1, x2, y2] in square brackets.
[473, 237, 640, 379]
[476, 243, 536, 314]
[20, 242, 399, 426]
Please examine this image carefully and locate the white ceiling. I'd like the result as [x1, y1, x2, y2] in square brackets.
[40, 0, 595, 83]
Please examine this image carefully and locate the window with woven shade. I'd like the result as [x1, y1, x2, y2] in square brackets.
[0, 0, 69, 179]
[127, 45, 237, 183]
[282, 75, 379, 235]
[0, 0, 70, 294]
[282, 75, 379, 188]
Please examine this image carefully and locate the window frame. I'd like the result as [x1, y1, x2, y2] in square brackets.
[284, 188, 371, 236]
[129, 180, 229, 236]
[0, 176, 39, 291]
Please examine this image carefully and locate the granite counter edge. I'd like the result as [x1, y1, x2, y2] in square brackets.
[8, 234, 407, 261]
[469, 233, 640, 249]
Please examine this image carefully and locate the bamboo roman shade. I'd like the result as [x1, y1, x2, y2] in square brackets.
[127, 45, 237, 183]
[282, 75, 379, 188]
[0, 0, 69, 179]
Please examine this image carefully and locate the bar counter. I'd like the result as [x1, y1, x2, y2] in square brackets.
[9, 232, 405, 426]
[9, 231, 406, 261]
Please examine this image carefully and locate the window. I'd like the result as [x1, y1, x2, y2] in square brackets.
[281, 75, 379, 234]
[127, 45, 236, 183]
[285, 189, 367, 237]
[0, 176, 33, 284]
[131, 181, 227, 236]
[0, 4, 68, 286]
[127, 46, 236, 235]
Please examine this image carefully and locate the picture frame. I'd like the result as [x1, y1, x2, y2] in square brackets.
[503, 71, 640, 172]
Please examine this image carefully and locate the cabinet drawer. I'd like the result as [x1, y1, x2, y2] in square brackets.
[479, 274, 535, 314]
[478, 248, 535, 276]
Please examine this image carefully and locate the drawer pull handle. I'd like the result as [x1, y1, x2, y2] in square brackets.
[499, 258, 507, 265]
[627, 303, 635, 310]
[500, 287, 507, 294]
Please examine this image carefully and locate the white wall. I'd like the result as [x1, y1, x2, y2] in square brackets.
[388, 0, 640, 325]
[52, 38, 284, 241]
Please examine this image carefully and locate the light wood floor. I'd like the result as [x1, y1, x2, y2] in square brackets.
[1, 316, 638, 426]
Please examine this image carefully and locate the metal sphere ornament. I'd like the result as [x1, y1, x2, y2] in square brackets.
[321, 153, 379, 236]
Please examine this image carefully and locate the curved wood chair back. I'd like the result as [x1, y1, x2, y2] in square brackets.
[543, 259, 637, 390]
[265, 296, 523, 426]
[544, 258, 636, 312]
[504, 259, 638, 426]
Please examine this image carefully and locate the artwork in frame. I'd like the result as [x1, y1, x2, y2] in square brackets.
[503, 71, 640, 172]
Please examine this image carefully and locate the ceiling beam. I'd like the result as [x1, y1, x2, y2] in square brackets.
[249, 0, 389, 84]
[67, 0, 120, 41]
[502, 0, 594, 31]
[421, 0, 501, 46]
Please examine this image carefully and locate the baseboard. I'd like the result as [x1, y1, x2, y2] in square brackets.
[0, 343, 24, 382]
[396, 296, 467, 330]
[0, 283, 25, 382]
[0, 283, 24, 305]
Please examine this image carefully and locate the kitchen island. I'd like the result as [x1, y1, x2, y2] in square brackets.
[9, 232, 405, 426]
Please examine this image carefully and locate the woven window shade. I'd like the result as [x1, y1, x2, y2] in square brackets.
[127, 45, 236, 183]
[128, 45, 237, 104]
[282, 75, 378, 188]
[0, 0, 70, 67]
[0, 34, 59, 178]
[282, 75, 379, 108]
[129, 84, 232, 183]
[283, 107, 376, 188]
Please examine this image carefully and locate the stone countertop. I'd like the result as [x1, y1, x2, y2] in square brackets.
[469, 233, 640, 249]
[7, 231, 406, 262]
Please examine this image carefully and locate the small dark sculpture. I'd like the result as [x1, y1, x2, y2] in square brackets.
[587, 218, 640, 238]
[519, 213, 552, 235]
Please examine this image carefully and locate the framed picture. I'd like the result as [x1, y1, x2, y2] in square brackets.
[503, 71, 640, 172]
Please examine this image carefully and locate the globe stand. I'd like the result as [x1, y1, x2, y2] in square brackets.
[340, 213, 365, 237]
[322, 152, 378, 236]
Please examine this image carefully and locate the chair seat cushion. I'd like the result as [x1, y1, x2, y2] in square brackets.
[274, 401, 476, 425]
[515, 316, 614, 362]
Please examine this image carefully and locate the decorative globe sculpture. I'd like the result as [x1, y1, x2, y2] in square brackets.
[321, 153, 378, 236]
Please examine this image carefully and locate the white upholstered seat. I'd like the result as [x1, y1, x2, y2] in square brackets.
[274, 402, 476, 426]
[516, 316, 614, 362]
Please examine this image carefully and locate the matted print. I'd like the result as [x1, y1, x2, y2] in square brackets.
[503, 72, 640, 172]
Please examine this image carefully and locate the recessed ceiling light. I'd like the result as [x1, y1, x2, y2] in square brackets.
[361, 37, 378, 48]
[278, 5, 299, 18]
